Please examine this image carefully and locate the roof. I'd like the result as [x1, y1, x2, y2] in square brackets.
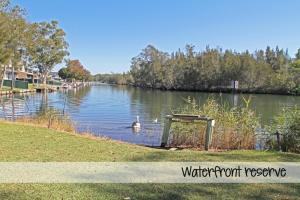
[16, 71, 29, 79]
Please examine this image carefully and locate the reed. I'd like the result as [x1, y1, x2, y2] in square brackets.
[169, 97, 259, 150]
[267, 106, 300, 153]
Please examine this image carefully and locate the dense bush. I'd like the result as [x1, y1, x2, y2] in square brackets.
[93, 73, 133, 85]
[168, 97, 259, 150]
[129, 45, 300, 94]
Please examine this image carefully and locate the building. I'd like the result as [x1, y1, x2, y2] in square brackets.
[3, 66, 40, 83]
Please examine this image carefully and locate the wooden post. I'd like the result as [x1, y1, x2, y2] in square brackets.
[276, 131, 281, 152]
[205, 119, 215, 151]
[161, 115, 172, 147]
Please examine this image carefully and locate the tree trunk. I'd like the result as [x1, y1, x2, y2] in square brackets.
[11, 94, 15, 121]
[43, 71, 48, 89]
[0, 65, 7, 89]
[11, 65, 15, 90]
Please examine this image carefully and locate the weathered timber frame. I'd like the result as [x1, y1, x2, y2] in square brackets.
[161, 114, 215, 151]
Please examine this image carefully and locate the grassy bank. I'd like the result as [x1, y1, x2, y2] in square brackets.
[0, 121, 299, 199]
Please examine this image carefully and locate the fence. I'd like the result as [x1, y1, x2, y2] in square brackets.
[2, 80, 29, 89]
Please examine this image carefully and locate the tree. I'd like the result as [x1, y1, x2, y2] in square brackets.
[0, 1, 29, 89]
[221, 50, 241, 82]
[58, 60, 91, 81]
[66, 60, 91, 81]
[0, 12, 11, 88]
[29, 21, 69, 86]
[0, 0, 10, 11]
[290, 59, 300, 70]
[58, 67, 69, 79]
[295, 48, 300, 60]
[265, 46, 277, 71]
[130, 45, 168, 88]
[290, 59, 300, 89]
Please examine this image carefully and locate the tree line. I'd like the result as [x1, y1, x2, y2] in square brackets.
[93, 73, 131, 85]
[95, 45, 300, 95]
[0, 0, 69, 88]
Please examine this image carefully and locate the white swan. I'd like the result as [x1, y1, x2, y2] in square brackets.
[132, 116, 141, 128]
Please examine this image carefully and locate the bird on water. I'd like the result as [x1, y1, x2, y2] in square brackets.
[132, 116, 141, 129]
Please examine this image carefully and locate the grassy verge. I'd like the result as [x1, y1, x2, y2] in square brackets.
[0, 121, 299, 199]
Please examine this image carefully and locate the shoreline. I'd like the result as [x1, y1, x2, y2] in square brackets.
[0, 82, 92, 96]
[1, 120, 299, 160]
[97, 82, 300, 96]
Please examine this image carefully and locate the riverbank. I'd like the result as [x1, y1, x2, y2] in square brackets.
[127, 83, 300, 96]
[0, 121, 299, 199]
[0, 81, 91, 95]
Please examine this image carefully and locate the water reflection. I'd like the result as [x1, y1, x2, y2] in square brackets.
[0, 85, 299, 146]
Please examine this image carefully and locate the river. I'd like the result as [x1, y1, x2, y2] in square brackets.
[0, 84, 299, 146]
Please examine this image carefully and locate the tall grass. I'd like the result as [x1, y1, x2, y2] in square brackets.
[267, 106, 300, 153]
[17, 108, 75, 132]
[169, 97, 259, 150]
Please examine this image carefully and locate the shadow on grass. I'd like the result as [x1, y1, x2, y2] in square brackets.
[1, 183, 298, 200]
[54, 183, 300, 200]
[129, 150, 300, 162]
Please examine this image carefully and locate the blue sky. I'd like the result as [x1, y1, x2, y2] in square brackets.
[13, 0, 300, 74]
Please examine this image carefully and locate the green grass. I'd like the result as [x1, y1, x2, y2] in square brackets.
[0, 121, 299, 199]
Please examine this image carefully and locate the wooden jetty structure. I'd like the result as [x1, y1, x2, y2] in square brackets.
[161, 114, 215, 151]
